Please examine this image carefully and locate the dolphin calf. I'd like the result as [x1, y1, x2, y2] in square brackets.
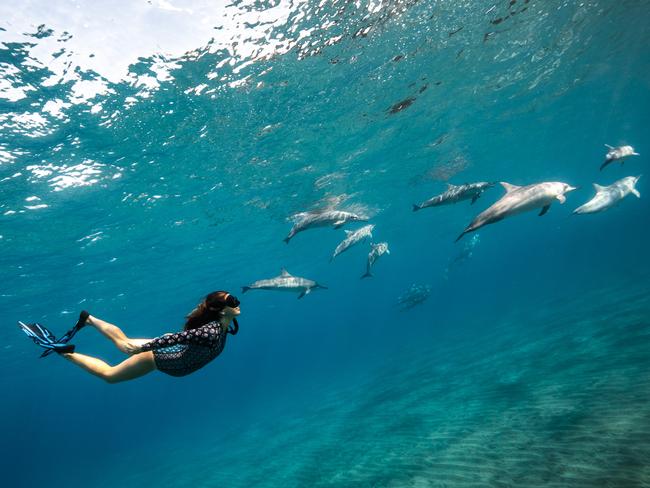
[331, 224, 375, 261]
[600, 144, 640, 171]
[284, 209, 367, 243]
[456, 181, 577, 242]
[413, 181, 494, 211]
[242, 269, 327, 299]
[573, 176, 641, 214]
[361, 242, 390, 279]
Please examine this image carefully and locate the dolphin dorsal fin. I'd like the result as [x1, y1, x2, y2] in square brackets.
[280, 268, 291, 277]
[593, 183, 606, 192]
[344, 230, 354, 236]
[500, 182, 520, 193]
[446, 182, 456, 189]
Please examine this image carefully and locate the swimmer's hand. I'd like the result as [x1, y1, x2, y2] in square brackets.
[123, 342, 143, 355]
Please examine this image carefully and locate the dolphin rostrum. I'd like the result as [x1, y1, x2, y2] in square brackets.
[456, 181, 577, 242]
[600, 144, 640, 171]
[331, 224, 375, 261]
[284, 209, 367, 243]
[361, 242, 390, 279]
[413, 181, 495, 211]
[242, 269, 327, 299]
[573, 176, 641, 214]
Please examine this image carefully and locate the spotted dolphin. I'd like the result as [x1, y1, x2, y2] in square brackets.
[331, 224, 375, 261]
[456, 181, 577, 241]
[242, 269, 327, 299]
[284, 209, 367, 243]
[413, 181, 495, 211]
[573, 176, 641, 214]
[361, 242, 390, 279]
[600, 144, 640, 171]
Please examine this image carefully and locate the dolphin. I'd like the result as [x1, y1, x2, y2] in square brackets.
[456, 181, 577, 241]
[361, 242, 390, 279]
[600, 144, 640, 171]
[331, 224, 375, 261]
[573, 176, 641, 214]
[242, 269, 327, 299]
[413, 181, 495, 211]
[396, 283, 432, 310]
[284, 209, 367, 243]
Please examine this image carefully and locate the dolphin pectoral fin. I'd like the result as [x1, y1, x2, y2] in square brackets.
[632, 189, 641, 198]
[539, 205, 551, 216]
[556, 194, 566, 204]
[471, 194, 480, 204]
[298, 291, 306, 299]
[600, 160, 611, 171]
[333, 220, 345, 229]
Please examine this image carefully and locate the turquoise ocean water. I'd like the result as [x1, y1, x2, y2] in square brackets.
[2, 1, 650, 486]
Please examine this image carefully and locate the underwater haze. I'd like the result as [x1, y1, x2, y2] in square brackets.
[2, 0, 650, 486]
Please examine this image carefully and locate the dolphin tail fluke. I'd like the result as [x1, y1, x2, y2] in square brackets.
[317, 283, 328, 289]
[242, 286, 250, 294]
[361, 271, 372, 279]
[455, 230, 469, 243]
[412, 204, 421, 212]
[283, 236, 291, 244]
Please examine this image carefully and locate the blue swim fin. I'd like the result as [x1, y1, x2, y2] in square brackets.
[18, 321, 76, 357]
[38, 311, 88, 358]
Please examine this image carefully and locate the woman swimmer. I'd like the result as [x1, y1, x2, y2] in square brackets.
[19, 291, 240, 383]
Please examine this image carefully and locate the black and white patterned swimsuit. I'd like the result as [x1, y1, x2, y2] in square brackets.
[139, 321, 228, 377]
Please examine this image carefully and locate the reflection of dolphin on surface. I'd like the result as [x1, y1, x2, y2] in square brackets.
[573, 176, 641, 214]
[396, 283, 432, 310]
[284, 209, 367, 243]
[413, 181, 494, 211]
[456, 181, 577, 242]
[242, 269, 327, 299]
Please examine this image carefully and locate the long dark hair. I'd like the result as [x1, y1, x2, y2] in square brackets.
[184, 291, 239, 335]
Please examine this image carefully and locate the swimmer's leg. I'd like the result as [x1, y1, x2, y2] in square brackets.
[61, 351, 156, 384]
[87, 315, 151, 355]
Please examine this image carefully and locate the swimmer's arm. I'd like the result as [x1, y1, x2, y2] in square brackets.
[136, 324, 221, 352]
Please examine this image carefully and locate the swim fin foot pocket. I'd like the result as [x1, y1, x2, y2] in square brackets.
[76, 310, 90, 329]
[54, 344, 75, 355]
